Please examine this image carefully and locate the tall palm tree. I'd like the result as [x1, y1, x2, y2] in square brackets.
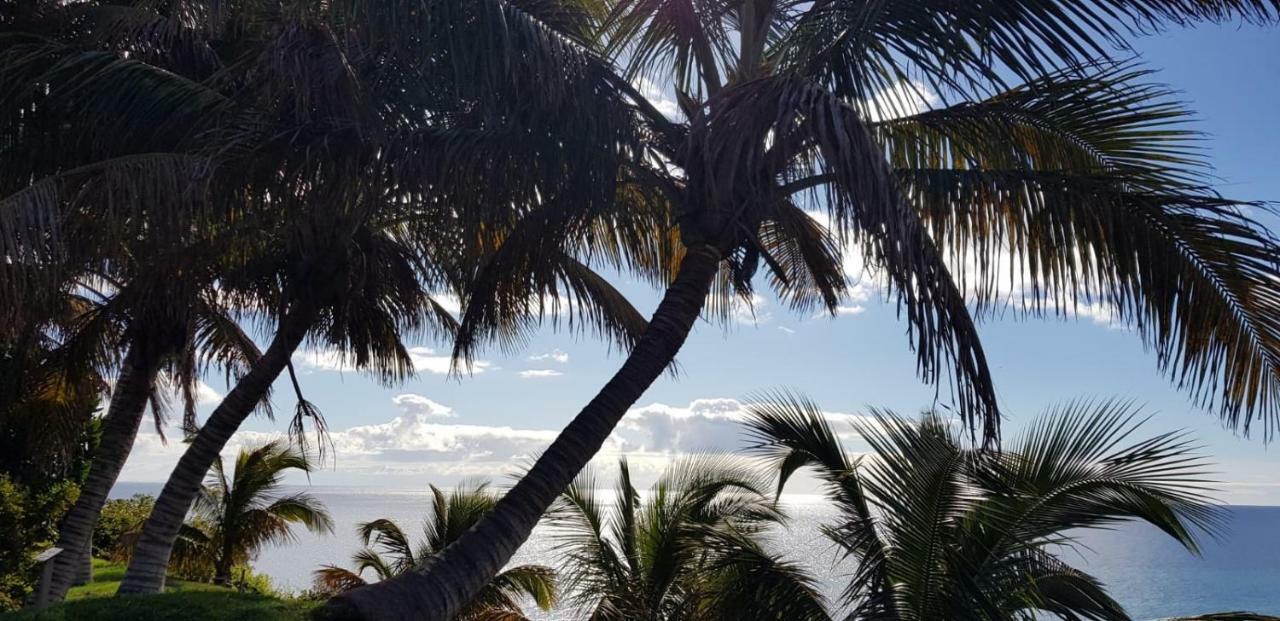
[331, 2, 1280, 617]
[42, 275, 263, 598]
[744, 393, 1220, 620]
[314, 481, 556, 621]
[0, 0, 662, 595]
[548, 457, 828, 621]
[189, 440, 333, 585]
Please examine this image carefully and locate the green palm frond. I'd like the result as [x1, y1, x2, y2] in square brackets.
[549, 456, 826, 619]
[357, 518, 418, 572]
[313, 564, 368, 594]
[746, 393, 1222, 620]
[192, 440, 331, 579]
[488, 565, 559, 611]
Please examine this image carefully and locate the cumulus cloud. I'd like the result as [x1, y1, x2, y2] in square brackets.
[195, 381, 223, 405]
[633, 77, 680, 120]
[730, 293, 772, 326]
[518, 369, 563, 379]
[117, 396, 865, 488]
[292, 346, 492, 375]
[614, 397, 864, 455]
[528, 350, 569, 364]
[864, 79, 939, 122]
[392, 393, 456, 419]
[815, 305, 866, 319]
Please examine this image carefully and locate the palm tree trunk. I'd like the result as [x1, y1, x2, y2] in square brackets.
[47, 341, 162, 601]
[116, 302, 318, 595]
[323, 244, 721, 621]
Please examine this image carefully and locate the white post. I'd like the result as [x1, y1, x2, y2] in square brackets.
[30, 547, 63, 611]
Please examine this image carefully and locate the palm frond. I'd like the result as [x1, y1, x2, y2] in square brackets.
[776, 0, 1280, 108]
[313, 564, 368, 594]
[700, 76, 998, 440]
[878, 65, 1280, 436]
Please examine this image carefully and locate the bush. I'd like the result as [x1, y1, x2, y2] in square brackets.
[0, 475, 78, 611]
[93, 495, 154, 560]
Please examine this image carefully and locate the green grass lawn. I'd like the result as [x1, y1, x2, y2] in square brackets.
[2, 560, 318, 621]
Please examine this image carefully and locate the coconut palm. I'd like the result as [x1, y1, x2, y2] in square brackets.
[1, 0, 656, 595]
[185, 440, 333, 585]
[332, 2, 1280, 617]
[548, 457, 828, 621]
[314, 481, 556, 621]
[744, 393, 1221, 620]
[41, 273, 264, 598]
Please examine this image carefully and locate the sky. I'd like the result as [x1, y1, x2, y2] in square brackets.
[117, 22, 1280, 505]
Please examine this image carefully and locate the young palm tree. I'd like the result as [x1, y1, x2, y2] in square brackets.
[548, 457, 828, 621]
[190, 440, 333, 585]
[744, 393, 1220, 620]
[314, 481, 556, 621]
[333, 2, 1280, 617]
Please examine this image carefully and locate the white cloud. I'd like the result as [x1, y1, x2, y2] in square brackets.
[117, 396, 864, 486]
[730, 293, 772, 326]
[864, 79, 939, 122]
[518, 369, 563, 379]
[633, 77, 680, 120]
[777, 326, 796, 334]
[292, 346, 492, 376]
[528, 350, 570, 364]
[814, 304, 866, 319]
[614, 397, 864, 455]
[391, 393, 456, 419]
[195, 381, 223, 405]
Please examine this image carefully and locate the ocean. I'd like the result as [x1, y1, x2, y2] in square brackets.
[111, 484, 1280, 619]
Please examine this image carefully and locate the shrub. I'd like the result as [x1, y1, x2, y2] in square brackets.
[0, 475, 78, 611]
[93, 495, 154, 560]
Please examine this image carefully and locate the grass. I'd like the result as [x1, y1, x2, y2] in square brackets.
[2, 560, 318, 621]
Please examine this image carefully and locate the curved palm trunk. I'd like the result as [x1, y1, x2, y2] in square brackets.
[47, 341, 162, 601]
[323, 244, 721, 621]
[116, 303, 318, 595]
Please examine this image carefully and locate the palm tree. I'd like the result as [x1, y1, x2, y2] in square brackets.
[188, 440, 333, 585]
[314, 481, 556, 621]
[42, 275, 263, 598]
[1, 0, 654, 596]
[332, 2, 1280, 617]
[744, 393, 1221, 620]
[548, 457, 828, 621]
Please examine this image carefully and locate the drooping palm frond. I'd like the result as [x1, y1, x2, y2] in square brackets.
[699, 76, 998, 439]
[452, 209, 656, 367]
[600, 0, 737, 95]
[877, 65, 1280, 437]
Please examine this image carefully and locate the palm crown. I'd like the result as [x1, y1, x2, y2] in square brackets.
[192, 440, 334, 584]
[330, 1, 1280, 617]
[745, 394, 1220, 620]
[548, 457, 829, 620]
[314, 481, 558, 621]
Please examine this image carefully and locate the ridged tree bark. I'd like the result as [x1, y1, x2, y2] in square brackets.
[47, 341, 162, 601]
[323, 244, 722, 621]
[116, 303, 318, 595]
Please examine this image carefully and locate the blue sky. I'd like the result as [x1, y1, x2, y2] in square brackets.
[120, 23, 1280, 504]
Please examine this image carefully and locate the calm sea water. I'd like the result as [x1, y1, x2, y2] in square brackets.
[112, 484, 1280, 619]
